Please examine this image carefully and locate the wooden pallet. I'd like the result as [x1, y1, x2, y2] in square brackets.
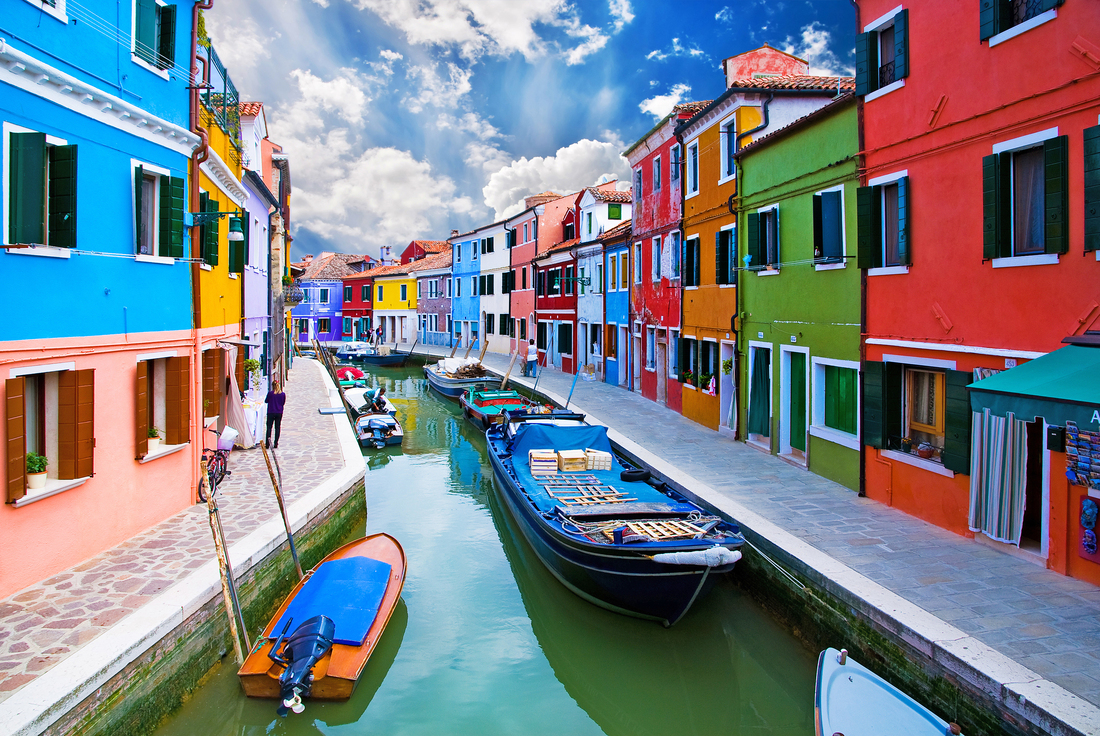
[626, 519, 704, 540]
[540, 474, 602, 485]
[557, 493, 637, 506]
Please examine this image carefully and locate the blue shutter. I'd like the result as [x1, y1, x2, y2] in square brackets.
[896, 176, 911, 266]
[1043, 135, 1068, 255]
[893, 9, 909, 80]
[855, 32, 877, 97]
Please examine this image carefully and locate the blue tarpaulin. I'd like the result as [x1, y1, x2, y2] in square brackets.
[512, 422, 612, 459]
[271, 557, 391, 646]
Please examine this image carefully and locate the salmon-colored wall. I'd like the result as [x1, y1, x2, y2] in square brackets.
[0, 333, 196, 597]
[1048, 465, 1100, 587]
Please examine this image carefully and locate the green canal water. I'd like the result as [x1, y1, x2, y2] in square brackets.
[155, 364, 816, 736]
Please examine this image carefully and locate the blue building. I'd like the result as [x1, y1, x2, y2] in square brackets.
[450, 231, 482, 349]
[0, 1, 203, 596]
[289, 252, 364, 347]
[604, 238, 632, 388]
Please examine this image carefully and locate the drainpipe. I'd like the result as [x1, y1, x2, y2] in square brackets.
[852, 0, 868, 498]
[735, 92, 774, 152]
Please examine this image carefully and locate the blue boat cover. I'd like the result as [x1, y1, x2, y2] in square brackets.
[270, 557, 392, 646]
[512, 423, 613, 458]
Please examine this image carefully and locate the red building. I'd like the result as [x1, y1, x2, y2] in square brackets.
[534, 224, 580, 375]
[856, 0, 1100, 584]
[624, 100, 711, 412]
[507, 192, 574, 355]
[342, 270, 374, 340]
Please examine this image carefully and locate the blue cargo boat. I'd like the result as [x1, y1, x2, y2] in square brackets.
[485, 410, 746, 626]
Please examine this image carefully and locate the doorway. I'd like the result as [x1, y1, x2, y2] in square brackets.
[719, 341, 736, 438]
[1020, 420, 1046, 554]
[656, 341, 668, 405]
[618, 326, 629, 386]
[632, 334, 641, 392]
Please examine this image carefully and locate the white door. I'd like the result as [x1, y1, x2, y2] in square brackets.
[657, 342, 667, 404]
[618, 326, 628, 385]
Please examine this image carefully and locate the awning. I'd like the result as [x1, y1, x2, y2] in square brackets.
[968, 345, 1100, 429]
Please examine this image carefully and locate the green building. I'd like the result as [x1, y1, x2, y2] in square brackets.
[735, 94, 861, 491]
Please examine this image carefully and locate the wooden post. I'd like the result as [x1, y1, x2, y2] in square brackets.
[449, 339, 459, 358]
[477, 338, 489, 363]
[262, 444, 304, 579]
[203, 460, 248, 664]
[463, 337, 474, 359]
[500, 347, 521, 390]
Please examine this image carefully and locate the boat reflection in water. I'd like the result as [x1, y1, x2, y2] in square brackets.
[486, 480, 815, 736]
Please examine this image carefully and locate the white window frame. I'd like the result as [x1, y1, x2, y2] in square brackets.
[130, 0, 172, 81]
[991, 127, 1061, 268]
[718, 112, 738, 185]
[652, 155, 662, 192]
[668, 328, 680, 378]
[633, 242, 642, 284]
[669, 144, 681, 186]
[21, 0, 68, 23]
[814, 183, 847, 271]
[645, 326, 656, 371]
[863, 6, 906, 103]
[755, 203, 781, 274]
[651, 236, 661, 282]
[867, 169, 911, 276]
[472, 239, 478, 261]
[810, 357, 861, 451]
[685, 139, 701, 199]
[3, 123, 72, 255]
[989, 7, 1058, 48]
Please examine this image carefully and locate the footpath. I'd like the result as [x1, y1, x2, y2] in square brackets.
[0, 359, 363, 735]
[417, 345, 1100, 733]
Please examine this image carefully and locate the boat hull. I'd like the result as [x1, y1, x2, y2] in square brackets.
[459, 391, 539, 430]
[356, 414, 403, 449]
[486, 431, 739, 626]
[359, 353, 408, 366]
[237, 534, 406, 701]
[424, 365, 492, 398]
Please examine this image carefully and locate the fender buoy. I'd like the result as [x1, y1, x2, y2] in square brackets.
[620, 468, 651, 482]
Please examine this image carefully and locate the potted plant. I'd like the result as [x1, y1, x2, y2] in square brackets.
[917, 441, 935, 459]
[900, 437, 913, 453]
[722, 358, 733, 376]
[147, 426, 161, 451]
[26, 452, 48, 490]
[681, 369, 695, 385]
[244, 357, 262, 391]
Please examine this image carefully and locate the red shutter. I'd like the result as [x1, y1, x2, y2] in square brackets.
[136, 361, 149, 459]
[6, 378, 26, 503]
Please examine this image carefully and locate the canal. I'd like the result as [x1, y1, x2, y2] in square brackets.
[155, 364, 817, 735]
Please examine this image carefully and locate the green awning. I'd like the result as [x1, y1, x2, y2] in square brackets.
[968, 345, 1100, 430]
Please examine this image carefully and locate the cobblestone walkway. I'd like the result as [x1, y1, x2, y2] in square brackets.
[0, 360, 343, 703]
[435, 348, 1100, 708]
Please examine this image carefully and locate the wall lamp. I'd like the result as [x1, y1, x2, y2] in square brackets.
[185, 210, 246, 240]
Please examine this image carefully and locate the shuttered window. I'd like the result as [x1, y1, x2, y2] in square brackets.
[6, 377, 27, 503]
[857, 178, 910, 268]
[682, 237, 701, 287]
[136, 361, 149, 458]
[980, 0, 1063, 41]
[135, 0, 177, 69]
[855, 9, 908, 97]
[746, 208, 780, 271]
[202, 349, 221, 418]
[982, 136, 1068, 259]
[823, 366, 858, 435]
[715, 228, 736, 285]
[814, 190, 844, 263]
[164, 356, 190, 446]
[1085, 125, 1100, 253]
[57, 370, 94, 481]
[557, 322, 572, 356]
[8, 132, 78, 248]
[157, 175, 185, 258]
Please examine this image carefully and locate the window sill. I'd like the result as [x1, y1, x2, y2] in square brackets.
[810, 425, 860, 451]
[719, 283, 736, 289]
[717, 173, 736, 187]
[989, 9, 1057, 47]
[200, 263, 213, 271]
[12, 476, 90, 507]
[229, 273, 239, 280]
[880, 449, 955, 478]
[991, 253, 1059, 269]
[684, 285, 699, 290]
[868, 265, 909, 276]
[130, 53, 171, 81]
[814, 261, 846, 272]
[685, 189, 700, 201]
[21, 0, 68, 23]
[755, 269, 780, 277]
[864, 79, 905, 103]
[135, 254, 175, 265]
[139, 442, 188, 464]
[7, 245, 71, 259]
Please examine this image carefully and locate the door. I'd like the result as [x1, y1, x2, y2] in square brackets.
[656, 342, 667, 405]
[747, 346, 771, 446]
[1020, 421, 1045, 553]
[632, 335, 642, 392]
[400, 316, 407, 342]
[788, 352, 807, 457]
[719, 342, 736, 436]
[618, 326, 629, 385]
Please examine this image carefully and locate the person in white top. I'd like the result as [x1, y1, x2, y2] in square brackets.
[525, 338, 538, 378]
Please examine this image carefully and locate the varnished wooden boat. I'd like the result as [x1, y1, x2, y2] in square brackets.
[459, 388, 544, 429]
[238, 533, 406, 706]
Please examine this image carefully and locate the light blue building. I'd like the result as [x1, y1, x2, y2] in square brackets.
[450, 232, 481, 349]
[604, 238, 632, 388]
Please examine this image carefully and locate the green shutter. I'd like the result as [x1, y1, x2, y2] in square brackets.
[1039, 0, 1064, 11]
[1085, 125, 1100, 252]
[9, 132, 46, 245]
[692, 238, 700, 286]
[135, 165, 144, 253]
[1043, 135, 1068, 255]
[942, 370, 973, 474]
[812, 194, 824, 260]
[856, 186, 880, 269]
[896, 176, 911, 266]
[855, 31, 876, 97]
[893, 9, 909, 80]
[135, 0, 157, 64]
[982, 153, 1005, 260]
[47, 144, 77, 248]
[863, 361, 886, 448]
[242, 215, 250, 266]
[156, 4, 176, 70]
[197, 191, 208, 261]
[158, 176, 184, 258]
[980, 0, 1001, 41]
[746, 211, 761, 271]
[714, 231, 724, 285]
[204, 196, 219, 265]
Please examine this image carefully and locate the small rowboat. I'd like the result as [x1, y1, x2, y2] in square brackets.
[344, 388, 396, 417]
[459, 388, 545, 429]
[424, 363, 492, 399]
[360, 346, 410, 367]
[356, 412, 403, 449]
[815, 647, 962, 736]
[238, 534, 406, 716]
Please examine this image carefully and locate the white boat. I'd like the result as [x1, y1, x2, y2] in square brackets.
[344, 387, 396, 416]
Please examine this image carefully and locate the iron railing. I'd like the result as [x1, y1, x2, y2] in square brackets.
[198, 40, 242, 158]
[878, 59, 896, 89]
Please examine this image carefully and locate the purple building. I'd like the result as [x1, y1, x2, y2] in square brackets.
[413, 251, 453, 347]
[290, 252, 368, 347]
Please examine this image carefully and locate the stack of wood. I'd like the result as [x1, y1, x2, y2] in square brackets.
[529, 450, 558, 475]
[452, 363, 488, 378]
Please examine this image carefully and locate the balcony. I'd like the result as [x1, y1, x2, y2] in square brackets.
[198, 39, 241, 166]
[284, 281, 304, 306]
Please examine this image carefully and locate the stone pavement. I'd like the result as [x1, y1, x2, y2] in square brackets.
[416, 346, 1100, 710]
[0, 360, 343, 705]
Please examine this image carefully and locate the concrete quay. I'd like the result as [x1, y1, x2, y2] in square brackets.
[414, 345, 1100, 736]
[0, 359, 364, 735]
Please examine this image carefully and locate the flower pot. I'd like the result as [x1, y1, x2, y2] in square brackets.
[27, 472, 47, 491]
[147, 437, 161, 452]
[916, 443, 934, 459]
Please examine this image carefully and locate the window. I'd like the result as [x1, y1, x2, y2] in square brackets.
[316, 287, 327, 304]
[606, 324, 618, 359]
[608, 203, 622, 220]
[344, 286, 352, 302]
[500, 314, 510, 336]
[857, 177, 911, 268]
[520, 318, 527, 340]
[586, 212, 593, 235]
[377, 285, 384, 302]
[634, 168, 643, 213]
[564, 220, 575, 240]
[524, 223, 529, 242]
[589, 323, 601, 356]
[686, 141, 699, 195]
[454, 244, 461, 263]
[982, 136, 1068, 260]
[472, 276, 478, 296]
[671, 231, 681, 278]
[716, 227, 736, 284]
[670, 144, 681, 185]
[486, 313, 495, 334]
[133, 0, 177, 70]
[668, 329, 679, 377]
[549, 268, 561, 295]
[579, 267, 585, 295]
[418, 281, 422, 299]
[679, 337, 698, 384]
[646, 327, 656, 369]
[564, 266, 574, 296]
[812, 362, 859, 445]
[856, 9, 908, 97]
[484, 236, 494, 253]
[400, 283, 407, 301]
[723, 120, 737, 178]
[683, 237, 701, 286]
[537, 321, 547, 350]
[633, 243, 642, 284]
[319, 318, 330, 333]
[652, 237, 661, 282]
[447, 278, 453, 297]
[522, 267, 527, 290]
[596, 263, 603, 294]
[653, 156, 662, 192]
[5, 130, 78, 249]
[361, 284, 369, 301]
[746, 207, 780, 272]
[343, 317, 352, 333]
[981, 0, 1062, 42]
[608, 255, 617, 291]
[486, 274, 494, 295]
[536, 270, 545, 296]
[620, 252, 629, 289]
[814, 189, 845, 263]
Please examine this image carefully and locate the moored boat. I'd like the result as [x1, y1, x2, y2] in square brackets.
[356, 412, 403, 449]
[335, 342, 370, 362]
[485, 410, 746, 626]
[237, 533, 406, 715]
[815, 647, 962, 736]
[360, 345, 409, 367]
[424, 358, 493, 399]
[459, 388, 545, 429]
[344, 387, 396, 417]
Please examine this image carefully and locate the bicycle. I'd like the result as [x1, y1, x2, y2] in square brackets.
[198, 446, 231, 502]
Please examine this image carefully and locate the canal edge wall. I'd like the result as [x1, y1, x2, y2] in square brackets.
[505, 371, 1100, 736]
[3, 361, 366, 736]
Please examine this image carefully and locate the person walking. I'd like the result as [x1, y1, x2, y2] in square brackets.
[525, 338, 538, 378]
[265, 379, 286, 449]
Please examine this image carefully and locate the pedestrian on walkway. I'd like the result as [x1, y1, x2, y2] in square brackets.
[525, 339, 538, 378]
[265, 380, 286, 449]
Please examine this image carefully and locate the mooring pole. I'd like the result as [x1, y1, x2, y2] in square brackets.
[203, 461, 249, 664]
[565, 363, 581, 409]
[261, 443, 304, 579]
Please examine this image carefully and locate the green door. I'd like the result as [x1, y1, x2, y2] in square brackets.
[790, 352, 806, 452]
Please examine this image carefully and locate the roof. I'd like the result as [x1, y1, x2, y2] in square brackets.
[597, 219, 632, 243]
[672, 100, 713, 116]
[294, 252, 362, 280]
[587, 188, 632, 204]
[537, 237, 580, 260]
[722, 44, 807, 66]
[734, 93, 855, 158]
[725, 74, 854, 91]
[968, 345, 1100, 427]
[410, 240, 450, 254]
[239, 101, 264, 117]
[623, 100, 713, 158]
[362, 261, 411, 278]
[407, 251, 452, 273]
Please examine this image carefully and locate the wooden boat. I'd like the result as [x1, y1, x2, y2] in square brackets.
[485, 410, 746, 626]
[356, 412, 403, 449]
[238, 534, 406, 714]
[815, 647, 962, 736]
[459, 388, 545, 429]
[344, 387, 396, 417]
[335, 342, 371, 362]
[424, 362, 492, 399]
[359, 345, 409, 367]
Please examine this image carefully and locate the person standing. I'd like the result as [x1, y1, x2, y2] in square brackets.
[265, 380, 286, 449]
[526, 338, 538, 378]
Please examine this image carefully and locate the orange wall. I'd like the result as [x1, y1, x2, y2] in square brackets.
[1048, 466, 1100, 587]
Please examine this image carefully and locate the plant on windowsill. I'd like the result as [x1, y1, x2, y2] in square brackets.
[899, 436, 913, 453]
[147, 426, 162, 451]
[26, 452, 48, 491]
[722, 358, 733, 376]
[681, 370, 694, 385]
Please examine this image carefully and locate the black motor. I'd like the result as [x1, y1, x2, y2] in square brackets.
[268, 615, 336, 717]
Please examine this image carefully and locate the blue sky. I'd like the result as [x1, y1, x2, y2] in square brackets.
[207, 0, 856, 258]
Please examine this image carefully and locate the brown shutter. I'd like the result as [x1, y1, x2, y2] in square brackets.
[6, 377, 26, 503]
[136, 361, 149, 459]
[58, 369, 94, 479]
[165, 356, 190, 445]
[235, 348, 245, 392]
[203, 350, 217, 418]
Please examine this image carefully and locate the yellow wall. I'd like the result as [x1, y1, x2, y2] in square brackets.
[196, 118, 244, 331]
[374, 275, 416, 311]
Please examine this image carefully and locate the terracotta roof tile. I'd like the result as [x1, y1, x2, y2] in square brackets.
[588, 188, 632, 204]
[295, 252, 363, 280]
[408, 251, 452, 272]
[597, 219, 632, 242]
[239, 101, 264, 117]
[671, 100, 712, 115]
[727, 74, 854, 92]
[410, 240, 450, 253]
[538, 237, 580, 258]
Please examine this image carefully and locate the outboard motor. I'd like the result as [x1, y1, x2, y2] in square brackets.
[368, 418, 389, 449]
[268, 615, 336, 717]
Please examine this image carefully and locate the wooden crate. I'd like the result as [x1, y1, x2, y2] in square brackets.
[557, 449, 588, 473]
[529, 449, 558, 476]
[585, 448, 612, 471]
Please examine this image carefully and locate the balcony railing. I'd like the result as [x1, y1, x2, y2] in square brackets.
[284, 281, 304, 306]
[878, 59, 896, 89]
[198, 40, 241, 162]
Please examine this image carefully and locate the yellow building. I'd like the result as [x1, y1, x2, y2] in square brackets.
[370, 263, 418, 344]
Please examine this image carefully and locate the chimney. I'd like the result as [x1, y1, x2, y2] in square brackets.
[302, 254, 313, 263]
[450, 229, 459, 238]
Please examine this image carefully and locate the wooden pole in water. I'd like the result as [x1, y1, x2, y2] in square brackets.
[262, 444, 304, 579]
[203, 461, 247, 664]
[462, 337, 474, 359]
[500, 347, 521, 390]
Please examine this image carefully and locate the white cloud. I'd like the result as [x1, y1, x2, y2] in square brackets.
[715, 6, 732, 23]
[203, 15, 272, 73]
[645, 37, 707, 62]
[464, 141, 513, 173]
[481, 137, 630, 220]
[609, 0, 635, 32]
[638, 83, 691, 120]
[436, 111, 503, 142]
[782, 22, 853, 76]
[551, 12, 609, 66]
[404, 62, 473, 113]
